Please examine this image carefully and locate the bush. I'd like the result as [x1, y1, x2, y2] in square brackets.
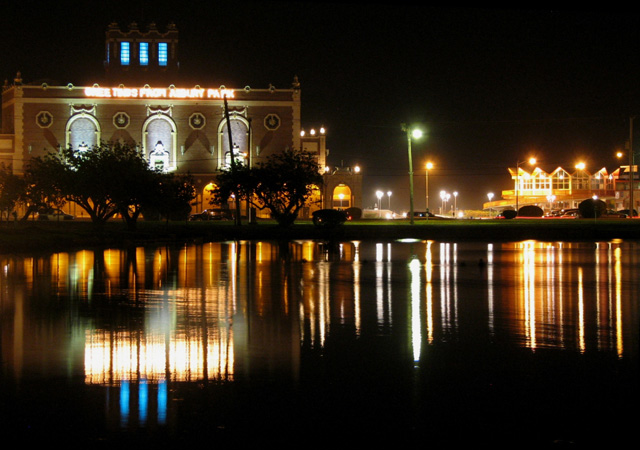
[502, 210, 517, 219]
[345, 207, 362, 220]
[312, 209, 349, 228]
[579, 198, 606, 218]
[518, 205, 544, 217]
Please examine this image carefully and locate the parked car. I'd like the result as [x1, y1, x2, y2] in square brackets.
[559, 208, 581, 218]
[601, 210, 627, 218]
[189, 209, 234, 221]
[617, 209, 637, 217]
[312, 209, 349, 227]
[37, 209, 75, 221]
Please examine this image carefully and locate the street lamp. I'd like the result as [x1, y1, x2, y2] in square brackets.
[630, 116, 635, 217]
[376, 190, 384, 218]
[515, 157, 536, 216]
[339, 193, 345, 209]
[453, 191, 458, 216]
[402, 124, 423, 225]
[546, 194, 556, 213]
[617, 144, 637, 216]
[425, 162, 433, 214]
[439, 190, 446, 215]
[387, 191, 392, 211]
[487, 192, 494, 215]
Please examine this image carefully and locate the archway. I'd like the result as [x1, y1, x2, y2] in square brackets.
[66, 113, 100, 150]
[333, 184, 352, 209]
[142, 113, 177, 171]
[218, 114, 250, 169]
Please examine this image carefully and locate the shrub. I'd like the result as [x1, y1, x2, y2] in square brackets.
[518, 205, 544, 217]
[312, 209, 348, 228]
[345, 207, 362, 220]
[579, 198, 606, 218]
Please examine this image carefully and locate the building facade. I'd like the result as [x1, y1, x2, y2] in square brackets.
[1, 22, 362, 218]
[484, 164, 639, 214]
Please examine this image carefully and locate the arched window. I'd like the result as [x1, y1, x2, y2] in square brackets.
[203, 182, 217, 207]
[143, 114, 177, 171]
[66, 113, 100, 151]
[333, 184, 352, 209]
[218, 115, 250, 169]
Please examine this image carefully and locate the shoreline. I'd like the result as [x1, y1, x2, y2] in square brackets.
[1, 218, 639, 255]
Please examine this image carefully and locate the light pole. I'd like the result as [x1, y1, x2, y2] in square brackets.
[339, 193, 344, 209]
[387, 191, 392, 211]
[515, 157, 536, 216]
[376, 190, 384, 218]
[453, 191, 458, 216]
[439, 190, 446, 215]
[402, 124, 423, 225]
[425, 162, 433, 214]
[546, 194, 556, 214]
[487, 192, 494, 215]
[629, 116, 635, 216]
[575, 162, 588, 200]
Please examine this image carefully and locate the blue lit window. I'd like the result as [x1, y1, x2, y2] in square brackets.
[120, 42, 130, 66]
[158, 42, 168, 66]
[139, 42, 149, 66]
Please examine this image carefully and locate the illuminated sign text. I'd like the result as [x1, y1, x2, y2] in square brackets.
[84, 87, 236, 99]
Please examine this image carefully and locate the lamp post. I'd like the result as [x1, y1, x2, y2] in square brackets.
[387, 191, 392, 211]
[515, 157, 536, 216]
[453, 191, 458, 216]
[439, 190, 446, 215]
[546, 194, 556, 213]
[487, 192, 494, 215]
[425, 162, 433, 215]
[339, 193, 344, 209]
[575, 162, 588, 200]
[376, 190, 384, 218]
[629, 116, 635, 216]
[402, 124, 423, 225]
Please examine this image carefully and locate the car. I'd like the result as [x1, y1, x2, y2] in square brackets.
[312, 209, 349, 227]
[188, 209, 234, 221]
[601, 210, 627, 219]
[37, 209, 75, 221]
[617, 209, 637, 217]
[559, 208, 581, 218]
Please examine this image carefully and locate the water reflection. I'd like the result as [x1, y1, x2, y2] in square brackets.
[1, 239, 637, 443]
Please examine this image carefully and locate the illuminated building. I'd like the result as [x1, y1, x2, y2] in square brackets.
[484, 164, 635, 213]
[0, 22, 362, 217]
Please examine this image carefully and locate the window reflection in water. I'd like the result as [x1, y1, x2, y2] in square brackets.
[1, 239, 637, 430]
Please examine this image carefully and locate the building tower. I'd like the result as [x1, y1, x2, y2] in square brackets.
[104, 22, 179, 84]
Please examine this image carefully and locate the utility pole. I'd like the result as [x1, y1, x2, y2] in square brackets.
[224, 96, 242, 226]
[630, 116, 635, 216]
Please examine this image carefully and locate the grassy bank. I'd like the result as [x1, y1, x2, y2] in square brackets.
[1, 217, 639, 254]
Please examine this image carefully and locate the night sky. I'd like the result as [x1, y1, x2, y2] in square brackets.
[2, 2, 640, 211]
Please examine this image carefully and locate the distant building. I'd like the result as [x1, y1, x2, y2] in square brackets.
[1, 22, 362, 218]
[484, 164, 638, 214]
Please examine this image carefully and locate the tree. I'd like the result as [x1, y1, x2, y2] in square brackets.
[20, 160, 67, 220]
[211, 149, 323, 226]
[0, 164, 24, 221]
[143, 172, 197, 223]
[579, 198, 606, 218]
[29, 141, 191, 230]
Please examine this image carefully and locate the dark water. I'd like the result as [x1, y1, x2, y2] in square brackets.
[1, 239, 638, 447]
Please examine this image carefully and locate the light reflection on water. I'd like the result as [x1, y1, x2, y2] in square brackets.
[1, 239, 638, 445]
